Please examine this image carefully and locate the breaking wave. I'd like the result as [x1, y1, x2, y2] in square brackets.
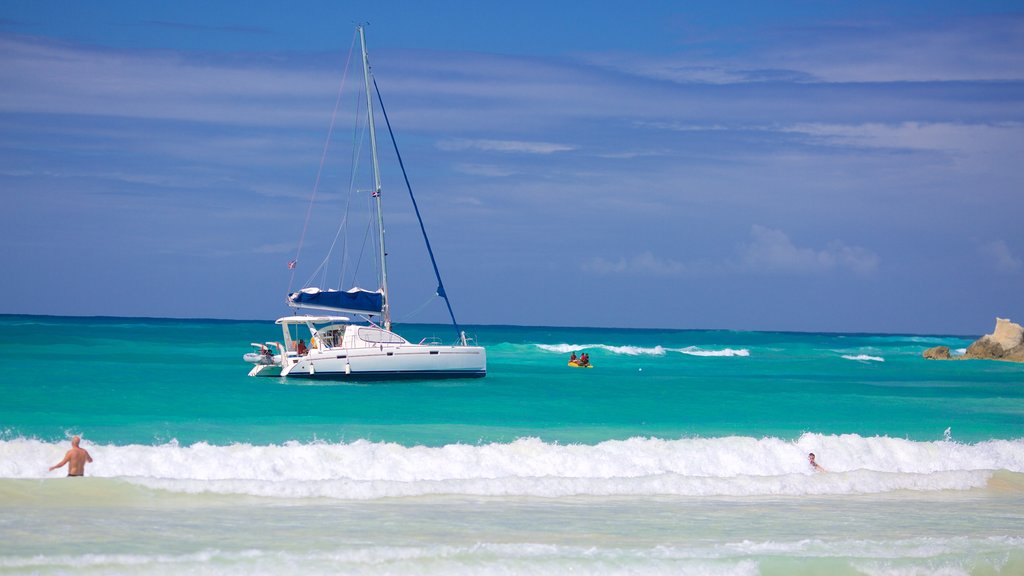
[535, 344, 749, 357]
[677, 347, 750, 357]
[4, 434, 1022, 501]
[841, 354, 885, 362]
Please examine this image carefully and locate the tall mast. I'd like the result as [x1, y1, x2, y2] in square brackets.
[358, 25, 390, 330]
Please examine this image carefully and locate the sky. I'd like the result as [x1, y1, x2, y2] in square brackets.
[1, 0, 1022, 334]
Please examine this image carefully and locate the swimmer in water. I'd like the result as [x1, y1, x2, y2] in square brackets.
[49, 436, 93, 477]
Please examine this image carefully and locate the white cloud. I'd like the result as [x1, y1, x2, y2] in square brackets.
[437, 138, 575, 154]
[979, 240, 1023, 273]
[582, 251, 688, 277]
[737, 225, 879, 275]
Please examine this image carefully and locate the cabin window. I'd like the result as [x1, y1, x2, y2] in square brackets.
[357, 327, 407, 344]
[316, 328, 344, 348]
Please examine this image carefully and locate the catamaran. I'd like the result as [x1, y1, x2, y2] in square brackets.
[245, 26, 486, 380]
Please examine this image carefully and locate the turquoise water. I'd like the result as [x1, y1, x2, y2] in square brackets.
[2, 314, 1023, 575]
[2, 315, 1020, 445]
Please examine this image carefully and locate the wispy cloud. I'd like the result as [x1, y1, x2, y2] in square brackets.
[590, 15, 1024, 84]
[978, 240, 1023, 273]
[582, 226, 879, 278]
[581, 251, 689, 277]
[779, 122, 1023, 152]
[766, 16, 1024, 83]
[452, 163, 519, 177]
[0, 35, 332, 126]
[593, 57, 815, 85]
[437, 138, 575, 154]
[638, 120, 1024, 177]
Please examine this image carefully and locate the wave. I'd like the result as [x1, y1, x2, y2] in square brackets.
[5, 434, 1022, 500]
[1, 539, 1021, 576]
[841, 354, 885, 362]
[677, 347, 750, 357]
[534, 344, 749, 357]
[4, 540, 1021, 576]
[535, 343, 667, 356]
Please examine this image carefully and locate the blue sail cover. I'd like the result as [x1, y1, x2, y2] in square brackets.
[287, 287, 383, 314]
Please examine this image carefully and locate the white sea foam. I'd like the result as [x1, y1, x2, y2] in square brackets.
[842, 354, 885, 362]
[6, 434, 1023, 500]
[535, 343, 749, 357]
[1, 539, 1020, 576]
[0, 547, 762, 576]
[676, 347, 750, 357]
[535, 343, 668, 355]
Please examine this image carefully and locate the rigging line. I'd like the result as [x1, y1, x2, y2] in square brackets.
[311, 91, 372, 293]
[347, 194, 375, 291]
[305, 92, 369, 292]
[373, 77, 462, 339]
[336, 95, 369, 289]
[301, 130, 361, 292]
[394, 294, 438, 324]
[366, 190, 382, 290]
[287, 29, 359, 295]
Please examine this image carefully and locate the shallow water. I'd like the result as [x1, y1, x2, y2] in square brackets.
[2, 315, 1022, 574]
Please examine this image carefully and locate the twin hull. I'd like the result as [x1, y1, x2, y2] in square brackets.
[256, 343, 486, 381]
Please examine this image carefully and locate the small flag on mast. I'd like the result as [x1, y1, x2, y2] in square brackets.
[287, 260, 296, 270]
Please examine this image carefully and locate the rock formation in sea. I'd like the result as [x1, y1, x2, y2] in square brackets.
[963, 317, 1024, 362]
[922, 345, 951, 360]
[926, 318, 1024, 362]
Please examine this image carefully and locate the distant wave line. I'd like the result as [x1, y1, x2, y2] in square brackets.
[841, 354, 885, 362]
[535, 344, 750, 357]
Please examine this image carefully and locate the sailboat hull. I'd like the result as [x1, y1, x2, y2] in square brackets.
[280, 344, 486, 381]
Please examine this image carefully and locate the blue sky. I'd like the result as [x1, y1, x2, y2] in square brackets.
[2, 1, 1022, 334]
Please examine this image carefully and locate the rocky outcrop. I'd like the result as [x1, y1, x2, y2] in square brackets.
[922, 346, 951, 360]
[961, 318, 1024, 362]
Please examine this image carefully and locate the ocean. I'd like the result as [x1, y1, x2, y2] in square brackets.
[1, 314, 1022, 575]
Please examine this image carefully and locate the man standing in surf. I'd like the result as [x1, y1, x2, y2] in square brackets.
[49, 436, 93, 477]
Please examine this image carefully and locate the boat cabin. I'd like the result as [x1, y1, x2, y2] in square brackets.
[274, 315, 410, 357]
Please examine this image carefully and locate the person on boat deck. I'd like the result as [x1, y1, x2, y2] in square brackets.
[579, 353, 590, 366]
[296, 339, 308, 355]
[570, 352, 578, 363]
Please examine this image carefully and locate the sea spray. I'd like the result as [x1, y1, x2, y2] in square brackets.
[535, 343, 751, 357]
[5, 434, 1021, 500]
[841, 354, 885, 362]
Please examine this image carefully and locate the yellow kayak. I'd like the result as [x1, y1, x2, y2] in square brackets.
[568, 361, 593, 368]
